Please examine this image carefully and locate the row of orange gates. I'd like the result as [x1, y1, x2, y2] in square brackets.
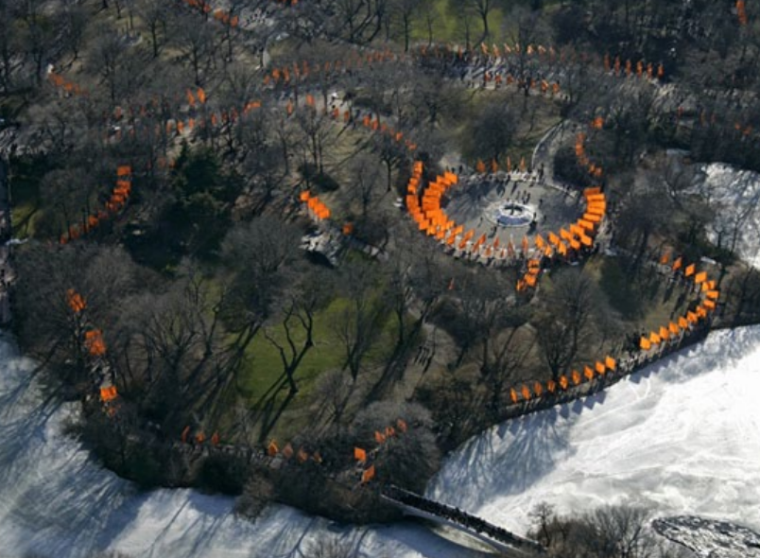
[297, 104, 421, 224]
[260, 419, 410, 485]
[66, 288, 119, 407]
[417, 41, 667, 84]
[179, 0, 303, 28]
[59, 166, 132, 245]
[639, 254, 720, 352]
[403, 162, 605, 289]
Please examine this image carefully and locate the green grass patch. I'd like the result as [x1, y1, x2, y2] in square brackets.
[409, 0, 510, 46]
[237, 294, 399, 408]
[8, 155, 48, 239]
[10, 203, 41, 239]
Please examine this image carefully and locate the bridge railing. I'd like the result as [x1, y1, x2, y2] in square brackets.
[382, 485, 545, 555]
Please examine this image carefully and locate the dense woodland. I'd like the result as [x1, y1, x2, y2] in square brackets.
[3, 0, 760, 555]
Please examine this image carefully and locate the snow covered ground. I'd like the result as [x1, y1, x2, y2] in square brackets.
[692, 163, 760, 269]
[3, 323, 760, 557]
[0, 334, 485, 558]
[427, 326, 760, 535]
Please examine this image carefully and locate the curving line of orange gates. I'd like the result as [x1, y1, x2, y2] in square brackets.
[639, 257, 720, 353]
[47, 28, 733, 481]
[66, 288, 120, 412]
[415, 42, 667, 86]
[299, 191, 331, 220]
[403, 156, 603, 291]
[297, 102, 420, 226]
[266, 48, 403, 88]
[402, 109, 720, 408]
[58, 165, 133, 245]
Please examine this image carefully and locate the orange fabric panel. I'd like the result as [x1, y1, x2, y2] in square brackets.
[268, 440, 279, 456]
[521, 385, 531, 400]
[362, 465, 376, 483]
[99, 385, 117, 402]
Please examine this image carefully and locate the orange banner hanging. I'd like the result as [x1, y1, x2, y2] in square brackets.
[361, 465, 376, 484]
[354, 447, 367, 463]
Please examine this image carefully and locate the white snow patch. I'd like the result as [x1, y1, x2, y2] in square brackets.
[427, 326, 760, 535]
[0, 335, 483, 558]
[4, 322, 760, 557]
[692, 163, 760, 269]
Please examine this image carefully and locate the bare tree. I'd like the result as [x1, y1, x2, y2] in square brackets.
[535, 268, 610, 379]
[89, 23, 127, 102]
[350, 401, 440, 492]
[172, 13, 216, 85]
[346, 152, 383, 220]
[18, 0, 58, 86]
[467, 0, 493, 42]
[137, 0, 169, 58]
[333, 260, 385, 381]
[263, 267, 335, 395]
[314, 369, 356, 426]
[220, 216, 304, 350]
[294, 106, 336, 177]
[389, 0, 418, 52]
[39, 167, 98, 239]
[469, 100, 518, 162]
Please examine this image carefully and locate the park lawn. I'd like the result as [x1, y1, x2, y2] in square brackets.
[8, 155, 46, 239]
[237, 293, 399, 408]
[10, 203, 40, 239]
[409, 0, 508, 46]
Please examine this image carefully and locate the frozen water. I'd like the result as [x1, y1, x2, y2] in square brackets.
[0, 334, 484, 558]
[3, 324, 760, 557]
[692, 163, 760, 269]
[427, 326, 760, 535]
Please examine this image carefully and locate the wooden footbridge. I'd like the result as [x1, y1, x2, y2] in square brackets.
[382, 485, 545, 556]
